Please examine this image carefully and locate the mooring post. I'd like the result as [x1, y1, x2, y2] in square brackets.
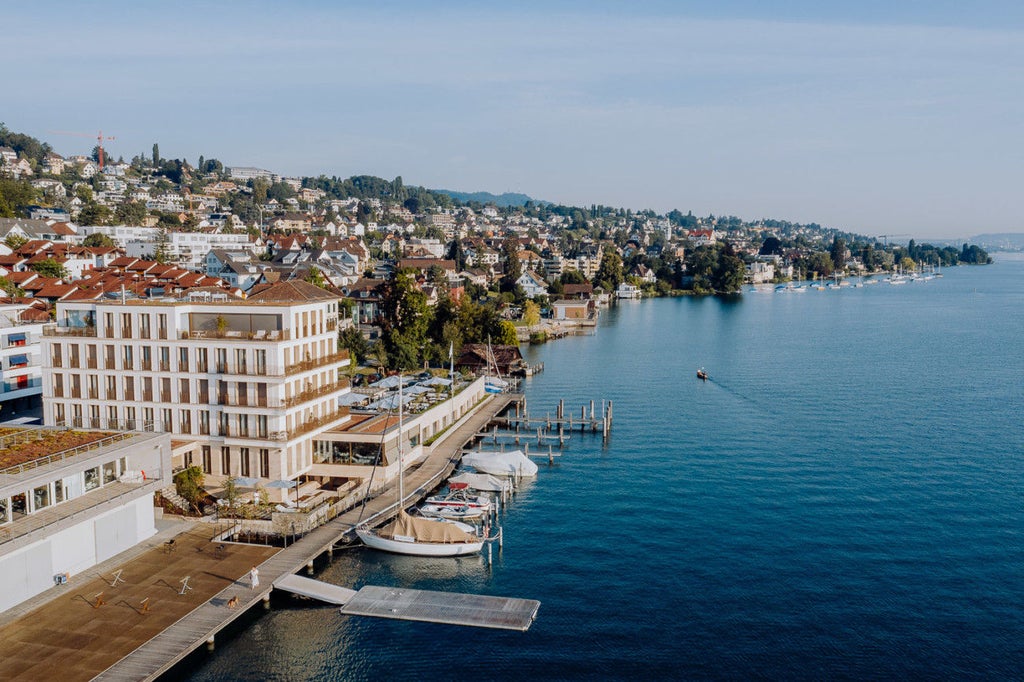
[548, 444, 554, 465]
[558, 399, 564, 420]
[590, 399, 595, 421]
[207, 636, 215, 650]
[609, 400, 613, 427]
[559, 422, 564, 446]
[263, 594, 271, 609]
[307, 560, 314, 575]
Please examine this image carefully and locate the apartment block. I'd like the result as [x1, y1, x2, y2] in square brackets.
[41, 281, 351, 489]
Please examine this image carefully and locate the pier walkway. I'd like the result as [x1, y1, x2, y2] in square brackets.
[91, 392, 521, 682]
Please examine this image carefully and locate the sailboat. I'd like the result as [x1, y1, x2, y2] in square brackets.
[483, 337, 509, 394]
[356, 377, 485, 557]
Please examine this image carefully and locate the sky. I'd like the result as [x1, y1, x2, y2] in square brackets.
[5, 1, 1023, 239]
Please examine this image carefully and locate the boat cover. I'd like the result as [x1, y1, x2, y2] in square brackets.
[381, 511, 478, 544]
[448, 472, 510, 492]
[463, 450, 539, 477]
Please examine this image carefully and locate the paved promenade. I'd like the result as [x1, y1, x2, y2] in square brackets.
[66, 391, 520, 679]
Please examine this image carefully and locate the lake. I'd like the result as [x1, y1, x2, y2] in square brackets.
[183, 256, 1024, 680]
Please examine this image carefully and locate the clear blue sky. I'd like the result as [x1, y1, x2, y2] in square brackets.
[7, 1, 1023, 239]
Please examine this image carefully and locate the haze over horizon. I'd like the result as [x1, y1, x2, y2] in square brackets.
[6, 1, 1023, 240]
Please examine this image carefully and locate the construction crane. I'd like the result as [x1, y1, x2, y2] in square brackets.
[48, 130, 116, 169]
[874, 234, 910, 246]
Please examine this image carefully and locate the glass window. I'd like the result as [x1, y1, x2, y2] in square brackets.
[102, 461, 117, 484]
[0, 498, 7, 524]
[33, 485, 50, 510]
[54, 479, 65, 504]
[84, 466, 100, 491]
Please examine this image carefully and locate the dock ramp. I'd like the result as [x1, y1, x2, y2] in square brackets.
[274, 575, 357, 605]
[341, 585, 540, 631]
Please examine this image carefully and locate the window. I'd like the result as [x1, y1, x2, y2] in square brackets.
[259, 448, 270, 478]
[239, 414, 249, 437]
[201, 446, 212, 474]
[199, 410, 210, 435]
[69, 344, 80, 368]
[179, 378, 190, 402]
[105, 345, 115, 369]
[139, 314, 151, 339]
[215, 348, 227, 373]
[255, 349, 266, 374]
[51, 345, 62, 367]
[54, 479, 65, 504]
[107, 405, 118, 426]
[102, 461, 117, 484]
[161, 377, 171, 401]
[123, 375, 135, 400]
[105, 375, 117, 399]
[0, 498, 7, 524]
[179, 409, 192, 434]
[142, 346, 152, 370]
[84, 466, 101, 491]
[88, 375, 98, 399]
[121, 312, 132, 336]
[240, 447, 250, 477]
[33, 485, 50, 511]
[197, 348, 208, 372]
[72, 403, 82, 428]
[179, 347, 189, 371]
[125, 406, 136, 429]
[159, 346, 170, 371]
[143, 407, 154, 431]
[257, 414, 268, 438]
[235, 348, 247, 374]
[221, 447, 231, 475]
[122, 345, 133, 369]
[89, 404, 100, 428]
[54, 403, 65, 425]
[158, 313, 168, 339]
[161, 408, 173, 432]
[199, 379, 209, 403]
[53, 373, 64, 398]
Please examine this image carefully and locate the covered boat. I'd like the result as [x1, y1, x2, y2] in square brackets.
[356, 511, 484, 556]
[448, 472, 512, 494]
[463, 449, 538, 478]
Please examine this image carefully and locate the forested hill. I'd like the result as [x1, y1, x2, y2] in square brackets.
[433, 190, 539, 207]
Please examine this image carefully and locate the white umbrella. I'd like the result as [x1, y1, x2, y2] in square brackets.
[230, 476, 259, 487]
[265, 479, 299, 504]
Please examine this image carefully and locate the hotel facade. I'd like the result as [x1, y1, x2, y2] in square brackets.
[40, 281, 352, 487]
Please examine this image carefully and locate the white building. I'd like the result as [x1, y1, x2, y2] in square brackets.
[76, 226, 257, 271]
[0, 428, 171, 613]
[0, 305, 45, 414]
[41, 281, 351, 491]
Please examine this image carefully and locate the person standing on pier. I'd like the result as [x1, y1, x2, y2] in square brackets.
[250, 566, 260, 590]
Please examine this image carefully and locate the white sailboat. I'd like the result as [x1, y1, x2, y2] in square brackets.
[356, 377, 485, 557]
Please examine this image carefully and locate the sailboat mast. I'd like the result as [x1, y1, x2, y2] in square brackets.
[398, 374, 404, 506]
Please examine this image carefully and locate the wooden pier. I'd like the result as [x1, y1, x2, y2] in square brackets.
[90, 392, 525, 682]
[487, 397, 614, 446]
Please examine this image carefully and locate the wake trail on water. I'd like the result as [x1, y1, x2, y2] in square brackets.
[705, 376, 777, 418]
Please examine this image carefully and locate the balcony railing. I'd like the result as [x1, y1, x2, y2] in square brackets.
[284, 379, 350, 408]
[43, 326, 97, 338]
[181, 329, 293, 341]
[285, 351, 350, 377]
[289, 407, 350, 439]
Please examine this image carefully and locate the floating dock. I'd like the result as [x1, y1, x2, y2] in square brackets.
[341, 585, 540, 632]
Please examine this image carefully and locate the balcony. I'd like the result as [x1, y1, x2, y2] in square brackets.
[180, 329, 292, 342]
[283, 379, 350, 408]
[285, 351, 350, 377]
[290, 407, 350, 439]
[43, 325, 96, 338]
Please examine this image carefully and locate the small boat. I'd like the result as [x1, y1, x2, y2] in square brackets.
[425, 484, 493, 511]
[418, 503, 489, 521]
[463, 450, 538, 478]
[697, 368, 708, 382]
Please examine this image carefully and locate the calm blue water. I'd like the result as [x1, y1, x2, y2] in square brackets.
[186, 258, 1024, 680]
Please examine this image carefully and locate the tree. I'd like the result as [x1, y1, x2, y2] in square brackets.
[496, 320, 519, 346]
[523, 300, 540, 326]
[152, 143, 160, 166]
[30, 257, 69, 279]
[77, 202, 112, 226]
[114, 200, 147, 225]
[500, 240, 522, 293]
[4, 234, 27, 249]
[153, 227, 170, 264]
[593, 245, 624, 290]
[0, 177, 38, 217]
[304, 265, 328, 289]
[830, 237, 847, 273]
[379, 269, 431, 372]
[339, 326, 370, 364]
[0, 275, 24, 298]
[174, 466, 205, 514]
[759, 236, 783, 255]
[82, 233, 115, 248]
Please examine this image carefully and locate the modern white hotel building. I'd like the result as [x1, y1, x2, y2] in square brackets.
[40, 281, 352, 489]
